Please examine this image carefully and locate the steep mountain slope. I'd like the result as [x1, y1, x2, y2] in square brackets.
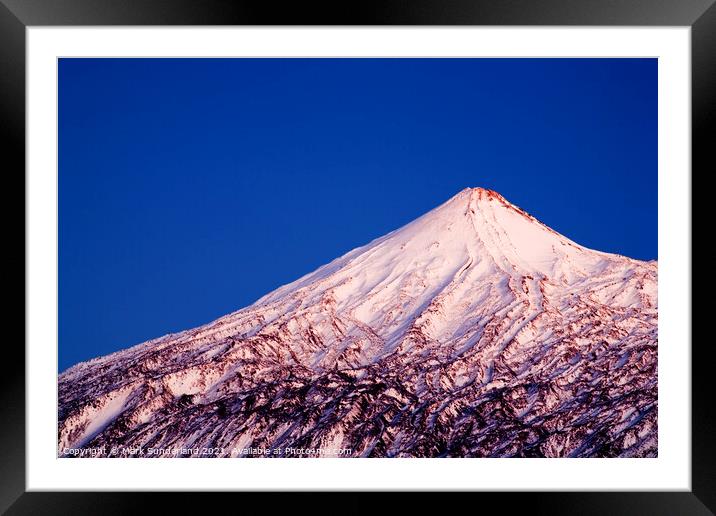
[58, 188, 657, 458]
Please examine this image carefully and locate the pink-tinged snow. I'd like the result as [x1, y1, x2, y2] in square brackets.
[59, 188, 657, 458]
[59, 383, 135, 451]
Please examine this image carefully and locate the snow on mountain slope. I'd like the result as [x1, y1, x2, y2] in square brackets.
[58, 188, 657, 458]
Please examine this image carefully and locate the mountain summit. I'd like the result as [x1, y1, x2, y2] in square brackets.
[59, 189, 657, 458]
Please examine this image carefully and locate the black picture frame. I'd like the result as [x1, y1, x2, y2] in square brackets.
[3, 1, 712, 514]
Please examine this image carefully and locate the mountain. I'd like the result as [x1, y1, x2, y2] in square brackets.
[58, 188, 657, 458]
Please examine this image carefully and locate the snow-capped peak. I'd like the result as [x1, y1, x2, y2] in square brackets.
[58, 188, 657, 458]
[254, 187, 612, 313]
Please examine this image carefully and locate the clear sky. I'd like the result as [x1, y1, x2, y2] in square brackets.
[59, 58, 657, 371]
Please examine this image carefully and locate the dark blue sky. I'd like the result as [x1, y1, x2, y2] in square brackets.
[59, 58, 657, 371]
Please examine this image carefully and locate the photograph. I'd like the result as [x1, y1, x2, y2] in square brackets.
[57, 57, 657, 459]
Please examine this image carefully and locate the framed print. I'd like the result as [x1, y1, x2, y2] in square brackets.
[4, 0, 713, 513]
